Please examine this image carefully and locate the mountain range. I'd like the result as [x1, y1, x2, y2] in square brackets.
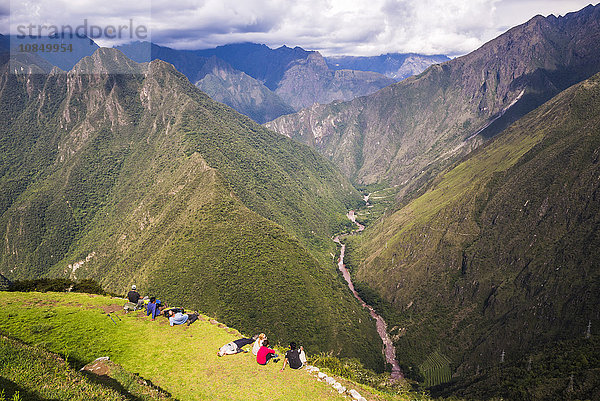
[326, 53, 450, 81]
[266, 5, 600, 197]
[3, 36, 445, 125]
[115, 41, 403, 122]
[0, 47, 384, 370]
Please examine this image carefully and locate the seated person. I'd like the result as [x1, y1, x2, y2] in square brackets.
[146, 297, 164, 320]
[252, 333, 266, 356]
[280, 342, 306, 371]
[124, 285, 144, 312]
[256, 339, 279, 365]
[217, 337, 255, 357]
[127, 285, 141, 304]
[168, 309, 189, 326]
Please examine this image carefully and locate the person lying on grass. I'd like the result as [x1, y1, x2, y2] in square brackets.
[168, 309, 188, 326]
[217, 337, 256, 357]
[256, 339, 279, 365]
[280, 342, 307, 371]
[167, 309, 199, 326]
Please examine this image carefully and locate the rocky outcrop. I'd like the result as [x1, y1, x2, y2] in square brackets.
[274, 52, 395, 110]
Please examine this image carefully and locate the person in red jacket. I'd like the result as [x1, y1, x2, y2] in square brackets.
[256, 339, 279, 365]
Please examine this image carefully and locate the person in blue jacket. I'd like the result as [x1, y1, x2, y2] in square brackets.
[146, 297, 163, 320]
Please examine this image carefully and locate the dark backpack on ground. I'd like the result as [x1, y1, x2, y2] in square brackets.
[187, 313, 199, 326]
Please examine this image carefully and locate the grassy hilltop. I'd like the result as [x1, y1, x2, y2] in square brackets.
[0, 291, 429, 401]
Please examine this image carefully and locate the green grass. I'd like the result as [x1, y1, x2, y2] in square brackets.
[0, 334, 176, 400]
[0, 292, 350, 401]
[0, 335, 125, 400]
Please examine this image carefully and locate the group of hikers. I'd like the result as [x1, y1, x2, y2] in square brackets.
[125, 285, 307, 371]
[125, 285, 199, 325]
[217, 333, 307, 370]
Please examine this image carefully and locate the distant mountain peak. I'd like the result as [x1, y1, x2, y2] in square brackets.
[324, 52, 450, 81]
[268, 3, 600, 190]
[72, 48, 144, 74]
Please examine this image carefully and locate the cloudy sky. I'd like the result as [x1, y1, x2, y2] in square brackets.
[3, 0, 596, 56]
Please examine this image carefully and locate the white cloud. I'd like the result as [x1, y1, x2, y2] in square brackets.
[7, 0, 152, 46]
[148, 0, 596, 56]
[2, 0, 596, 56]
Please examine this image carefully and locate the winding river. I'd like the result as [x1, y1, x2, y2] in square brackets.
[334, 199, 403, 380]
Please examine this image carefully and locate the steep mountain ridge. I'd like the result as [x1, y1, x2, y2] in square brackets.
[194, 56, 294, 123]
[0, 48, 383, 368]
[349, 70, 600, 381]
[266, 4, 600, 194]
[116, 41, 394, 122]
[116, 42, 292, 123]
[326, 53, 450, 81]
[275, 51, 396, 110]
[195, 42, 314, 91]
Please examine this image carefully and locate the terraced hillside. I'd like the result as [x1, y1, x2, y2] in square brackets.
[0, 292, 353, 401]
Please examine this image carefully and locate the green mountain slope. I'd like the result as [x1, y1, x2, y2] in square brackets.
[0, 48, 383, 369]
[266, 5, 600, 195]
[350, 70, 600, 382]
